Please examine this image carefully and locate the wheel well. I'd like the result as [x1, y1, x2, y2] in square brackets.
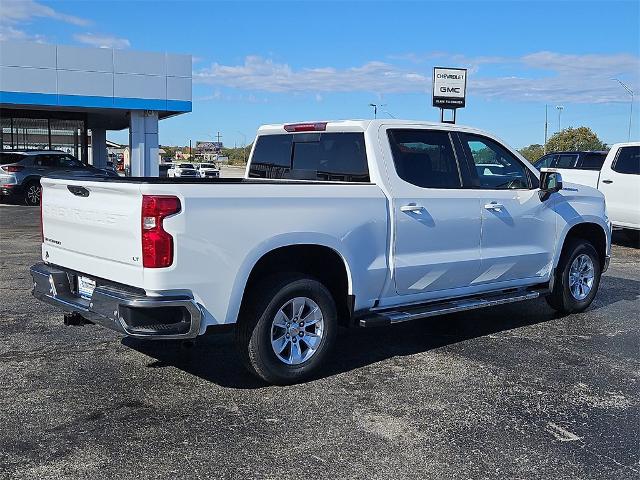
[23, 176, 41, 186]
[563, 223, 607, 268]
[243, 245, 352, 326]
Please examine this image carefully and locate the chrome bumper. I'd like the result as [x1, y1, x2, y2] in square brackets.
[30, 263, 202, 339]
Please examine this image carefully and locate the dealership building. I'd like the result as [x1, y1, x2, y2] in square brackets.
[0, 41, 191, 176]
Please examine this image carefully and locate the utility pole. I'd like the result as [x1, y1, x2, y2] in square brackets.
[544, 104, 548, 153]
[215, 131, 222, 143]
[555, 105, 564, 131]
[612, 78, 634, 142]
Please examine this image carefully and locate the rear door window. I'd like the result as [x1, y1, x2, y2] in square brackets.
[387, 129, 461, 188]
[554, 154, 579, 168]
[578, 153, 606, 170]
[613, 146, 640, 175]
[0, 153, 25, 165]
[249, 132, 369, 182]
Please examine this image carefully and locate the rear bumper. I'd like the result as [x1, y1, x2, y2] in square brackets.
[30, 263, 202, 339]
[0, 184, 23, 196]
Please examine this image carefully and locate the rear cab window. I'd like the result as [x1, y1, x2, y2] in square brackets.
[249, 132, 369, 182]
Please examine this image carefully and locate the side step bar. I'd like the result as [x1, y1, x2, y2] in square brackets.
[359, 289, 544, 328]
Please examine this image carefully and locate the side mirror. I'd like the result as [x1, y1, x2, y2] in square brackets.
[539, 168, 563, 199]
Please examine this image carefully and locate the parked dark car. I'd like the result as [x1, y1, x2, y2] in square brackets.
[0, 150, 119, 205]
[533, 151, 608, 171]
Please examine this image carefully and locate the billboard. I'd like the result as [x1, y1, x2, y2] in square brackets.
[432, 67, 467, 108]
[196, 141, 223, 153]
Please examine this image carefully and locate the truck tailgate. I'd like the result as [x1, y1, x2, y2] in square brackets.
[41, 177, 145, 287]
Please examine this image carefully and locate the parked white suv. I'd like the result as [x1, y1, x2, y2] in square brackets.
[167, 163, 198, 178]
[197, 163, 220, 178]
[31, 120, 611, 384]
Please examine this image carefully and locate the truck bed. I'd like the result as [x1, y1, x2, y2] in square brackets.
[39, 175, 389, 327]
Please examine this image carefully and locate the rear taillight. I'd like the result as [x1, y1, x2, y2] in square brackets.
[1, 165, 24, 173]
[141, 195, 181, 268]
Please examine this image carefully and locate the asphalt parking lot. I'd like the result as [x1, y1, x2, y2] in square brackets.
[1, 204, 638, 480]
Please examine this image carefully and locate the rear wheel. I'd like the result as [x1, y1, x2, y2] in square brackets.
[23, 180, 41, 206]
[546, 238, 601, 314]
[235, 273, 337, 385]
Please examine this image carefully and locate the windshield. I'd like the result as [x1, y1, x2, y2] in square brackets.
[200, 164, 216, 168]
[179, 164, 195, 169]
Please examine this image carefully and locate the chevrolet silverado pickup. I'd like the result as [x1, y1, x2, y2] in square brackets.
[536, 143, 639, 242]
[31, 120, 612, 384]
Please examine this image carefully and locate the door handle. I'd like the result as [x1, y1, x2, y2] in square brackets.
[601, 179, 613, 184]
[400, 204, 423, 212]
[484, 202, 504, 211]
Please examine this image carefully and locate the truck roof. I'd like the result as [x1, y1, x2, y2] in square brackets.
[256, 119, 494, 137]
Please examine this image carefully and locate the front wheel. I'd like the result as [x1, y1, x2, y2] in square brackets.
[546, 239, 601, 314]
[235, 274, 338, 385]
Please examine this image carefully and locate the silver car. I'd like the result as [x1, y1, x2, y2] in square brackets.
[0, 150, 118, 205]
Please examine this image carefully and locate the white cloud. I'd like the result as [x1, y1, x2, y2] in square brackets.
[1, 0, 90, 27]
[73, 33, 130, 49]
[0, 0, 90, 43]
[194, 52, 640, 104]
[194, 56, 429, 94]
[0, 24, 45, 42]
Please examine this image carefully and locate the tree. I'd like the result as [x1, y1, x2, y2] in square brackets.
[545, 127, 607, 152]
[519, 144, 545, 162]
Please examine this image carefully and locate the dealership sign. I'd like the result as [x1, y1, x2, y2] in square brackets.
[432, 67, 467, 109]
[196, 141, 223, 153]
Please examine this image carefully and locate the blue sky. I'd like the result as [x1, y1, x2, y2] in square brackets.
[2, 0, 639, 148]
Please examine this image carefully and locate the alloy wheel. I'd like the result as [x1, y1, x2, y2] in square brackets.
[569, 253, 595, 301]
[270, 296, 324, 365]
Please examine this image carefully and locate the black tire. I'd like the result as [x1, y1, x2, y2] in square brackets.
[624, 229, 640, 246]
[546, 238, 601, 314]
[23, 180, 41, 206]
[235, 273, 338, 385]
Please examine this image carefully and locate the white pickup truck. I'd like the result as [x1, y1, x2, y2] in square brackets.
[535, 143, 639, 241]
[31, 120, 611, 384]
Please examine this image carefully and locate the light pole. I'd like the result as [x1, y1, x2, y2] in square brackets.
[369, 103, 386, 119]
[237, 131, 248, 163]
[612, 78, 634, 142]
[544, 104, 548, 153]
[555, 105, 564, 131]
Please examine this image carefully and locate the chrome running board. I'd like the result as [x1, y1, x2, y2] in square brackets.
[359, 289, 544, 328]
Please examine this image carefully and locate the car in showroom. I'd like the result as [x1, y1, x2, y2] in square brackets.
[31, 120, 611, 384]
[0, 149, 119, 205]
